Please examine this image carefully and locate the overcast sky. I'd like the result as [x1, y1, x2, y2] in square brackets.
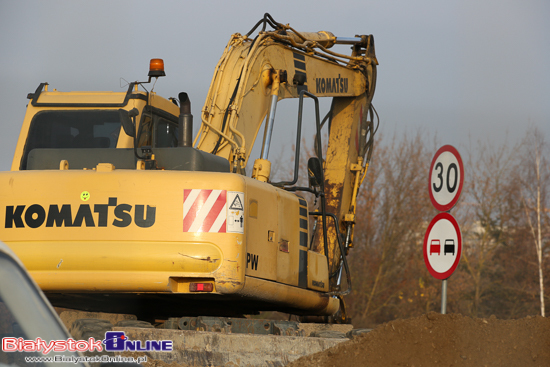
[1, 0, 549, 172]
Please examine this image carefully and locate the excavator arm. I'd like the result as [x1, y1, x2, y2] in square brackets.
[195, 14, 378, 293]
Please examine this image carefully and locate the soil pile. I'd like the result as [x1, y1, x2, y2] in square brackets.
[288, 312, 550, 367]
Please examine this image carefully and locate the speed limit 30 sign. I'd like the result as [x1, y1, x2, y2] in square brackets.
[429, 145, 464, 212]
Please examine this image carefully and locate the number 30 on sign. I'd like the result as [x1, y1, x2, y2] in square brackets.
[429, 145, 464, 212]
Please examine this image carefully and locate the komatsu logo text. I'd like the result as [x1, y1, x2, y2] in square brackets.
[315, 74, 348, 94]
[4, 198, 156, 229]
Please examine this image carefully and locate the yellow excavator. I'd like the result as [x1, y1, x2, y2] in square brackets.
[0, 14, 378, 322]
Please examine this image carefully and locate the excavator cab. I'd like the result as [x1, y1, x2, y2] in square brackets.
[18, 68, 230, 174]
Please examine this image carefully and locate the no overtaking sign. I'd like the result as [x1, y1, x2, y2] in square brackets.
[423, 212, 462, 280]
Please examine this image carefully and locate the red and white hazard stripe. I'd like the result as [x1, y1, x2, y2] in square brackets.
[183, 189, 226, 233]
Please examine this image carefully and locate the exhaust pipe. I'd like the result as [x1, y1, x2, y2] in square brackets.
[178, 92, 193, 147]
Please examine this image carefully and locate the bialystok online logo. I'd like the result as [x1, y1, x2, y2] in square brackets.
[103, 331, 172, 352]
[2, 331, 173, 354]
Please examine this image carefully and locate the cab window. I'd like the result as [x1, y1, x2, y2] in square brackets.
[137, 108, 178, 148]
[21, 110, 121, 170]
[156, 118, 178, 147]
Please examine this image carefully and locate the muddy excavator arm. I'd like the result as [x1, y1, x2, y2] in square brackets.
[195, 14, 379, 292]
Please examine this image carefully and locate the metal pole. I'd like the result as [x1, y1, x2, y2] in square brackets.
[335, 37, 363, 45]
[260, 94, 279, 160]
[441, 279, 447, 314]
[335, 225, 352, 288]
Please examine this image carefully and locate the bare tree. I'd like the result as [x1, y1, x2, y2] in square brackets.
[519, 127, 549, 317]
[459, 138, 518, 317]
[348, 131, 435, 325]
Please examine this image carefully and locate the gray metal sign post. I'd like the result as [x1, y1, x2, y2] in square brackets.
[441, 279, 448, 314]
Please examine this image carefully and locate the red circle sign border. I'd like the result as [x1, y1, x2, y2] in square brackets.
[423, 212, 462, 280]
[428, 144, 464, 212]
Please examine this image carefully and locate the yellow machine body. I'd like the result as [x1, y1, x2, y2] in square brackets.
[2, 168, 335, 315]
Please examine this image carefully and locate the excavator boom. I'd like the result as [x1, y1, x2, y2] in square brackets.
[196, 16, 378, 289]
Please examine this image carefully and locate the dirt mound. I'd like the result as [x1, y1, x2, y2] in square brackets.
[288, 312, 550, 367]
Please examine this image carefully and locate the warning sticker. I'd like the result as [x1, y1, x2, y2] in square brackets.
[227, 191, 244, 234]
[229, 194, 244, 210]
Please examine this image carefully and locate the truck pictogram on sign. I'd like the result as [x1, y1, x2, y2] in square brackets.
[430, 239, 456, 256]
[444, 239, 455, 256]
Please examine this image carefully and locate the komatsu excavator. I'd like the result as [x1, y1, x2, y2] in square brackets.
[0, 14, 378, 322]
